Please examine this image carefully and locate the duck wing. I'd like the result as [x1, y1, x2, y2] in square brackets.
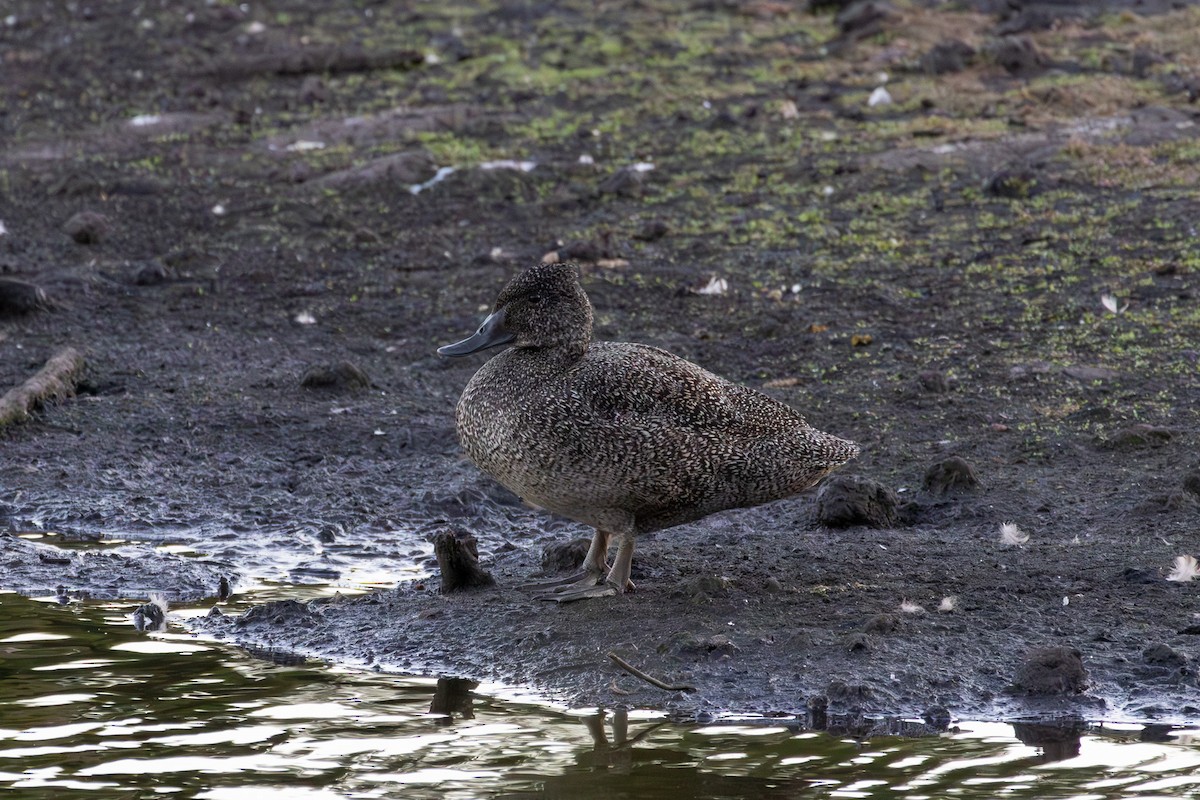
[571, 342, 806, 440]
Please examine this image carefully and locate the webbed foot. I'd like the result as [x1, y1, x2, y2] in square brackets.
[533, 576, 634, 603]
[518, 568, 606, 591]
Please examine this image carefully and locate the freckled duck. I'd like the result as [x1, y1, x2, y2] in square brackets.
[438, 262, 858, 602]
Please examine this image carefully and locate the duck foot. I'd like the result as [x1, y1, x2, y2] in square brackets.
[518, 568, 607, 591]
[533, 576, 634, 603]
[536, 579, 624, 603]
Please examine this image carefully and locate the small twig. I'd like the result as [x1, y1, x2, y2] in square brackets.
[607, 651, 695, 693]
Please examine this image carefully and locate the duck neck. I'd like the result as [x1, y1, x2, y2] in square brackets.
[517, 329, 590, 366]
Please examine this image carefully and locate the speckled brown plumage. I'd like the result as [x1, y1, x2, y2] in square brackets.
[440, 262, 858, 601]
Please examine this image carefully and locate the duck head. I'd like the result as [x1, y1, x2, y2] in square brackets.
[438, 263, 594, 358]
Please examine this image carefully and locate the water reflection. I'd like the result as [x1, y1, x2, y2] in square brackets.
[3, 592, 1200, 799]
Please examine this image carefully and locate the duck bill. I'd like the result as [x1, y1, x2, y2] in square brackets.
[437, 309, 516, 357]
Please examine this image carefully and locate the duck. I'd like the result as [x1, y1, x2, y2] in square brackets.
[438, 262, 858, 602]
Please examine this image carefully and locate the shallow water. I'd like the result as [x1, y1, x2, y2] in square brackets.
[4, 593, 1200, 800]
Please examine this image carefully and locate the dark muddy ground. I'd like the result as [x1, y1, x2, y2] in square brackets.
[3, 0, 1200, 722]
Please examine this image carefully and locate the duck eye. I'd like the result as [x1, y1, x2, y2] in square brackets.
[529, 294, 547, 305]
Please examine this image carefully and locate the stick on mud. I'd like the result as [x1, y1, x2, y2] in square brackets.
[607, 652, 696, 693]
[0, 347, 85, 427]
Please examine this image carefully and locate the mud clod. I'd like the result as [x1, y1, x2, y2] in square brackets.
[816, 475, 898, 529]
[921, 39, 977, 75]
[132, 600, 166, 632]
[1097, 424, 1174, 451]
[834, 1, 900, 38]
[922, 705, 952, 728]
[540, 538, 590, 573]
[598, 166, 646, 198]
[678, 633, 738, 657]
[825, 678, 874, 707]
[238, 599, 316, 627]
[923, 457, 982, 495]
[679, 574, 731, 602]
[63, 211, 109, 244]
[844, 632, 874, 652]
[985, 167, 1039, 199]
[1012, 646, 1088, 695]
[863, 613, 899, 634]
[300, 361, 372, 391]
[0, 278, 50, 315]
[1143, 644, 1186, 668]
[434, 528, 496, 593]
[917, 370, 951, 393]
[985, 35, 1046, 75]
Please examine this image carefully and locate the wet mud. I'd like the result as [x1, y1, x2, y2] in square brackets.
[2, 0, 1200, 721]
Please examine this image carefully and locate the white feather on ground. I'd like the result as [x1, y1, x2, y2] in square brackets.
[999, 521, 1029, 546]
[1167, 555, 1200, 583]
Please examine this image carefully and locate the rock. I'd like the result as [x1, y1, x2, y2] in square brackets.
[1183, 471, 1200, 498]
[1012, 646, 1088, 695]
[816, 475, 898, 529]
[1096, 424, 1173, 451]
[64, 210, 109, 244]
[921, 39, 977, 75]
[540, 537, 590, 573]
[300, 361, 371, 391]
[923, 457, 981, 495]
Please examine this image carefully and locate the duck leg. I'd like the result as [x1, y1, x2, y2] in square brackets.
[539, 532, 636, 603]
[521, 529, 611, 591]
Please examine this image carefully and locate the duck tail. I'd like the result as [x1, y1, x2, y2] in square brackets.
[813, 430, 859, 467]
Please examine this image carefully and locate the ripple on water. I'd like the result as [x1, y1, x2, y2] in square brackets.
[4, 593, 1200, 799]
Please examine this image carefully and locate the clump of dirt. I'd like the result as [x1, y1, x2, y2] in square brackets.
[3, 0, 1200, 722]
